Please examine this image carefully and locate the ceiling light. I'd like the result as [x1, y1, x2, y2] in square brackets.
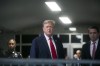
[69, 27, 76, 31]
[59, 17, 72, 24]
[45, 2, 61, 11]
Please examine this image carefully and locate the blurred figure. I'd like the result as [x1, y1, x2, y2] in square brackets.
[72, 50, 81, 66]
[4, 39, 22, 58]
[30, 20, 65, 59]
[74, 50, 81, 60]
[82, 26, 100, 66]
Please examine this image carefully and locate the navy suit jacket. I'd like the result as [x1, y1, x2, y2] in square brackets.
[81, 40, 100, 66]
[30, 34, 65, 59]
[82, 40, 100, 60]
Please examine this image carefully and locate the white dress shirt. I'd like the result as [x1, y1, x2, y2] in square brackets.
[44, 33, 57, 58]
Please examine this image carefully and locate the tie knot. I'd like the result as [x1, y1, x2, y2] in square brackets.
[93, 42, 95, 45]
[49, 37, 52, 40]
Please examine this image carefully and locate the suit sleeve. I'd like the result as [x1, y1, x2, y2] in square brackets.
[30, 38, 39, 58]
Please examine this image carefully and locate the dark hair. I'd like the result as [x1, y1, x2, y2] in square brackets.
[88, 26, 99, 33]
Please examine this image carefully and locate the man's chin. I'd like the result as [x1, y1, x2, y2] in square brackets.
[91, 39, 96, 41]
[46, 34, 52, 36]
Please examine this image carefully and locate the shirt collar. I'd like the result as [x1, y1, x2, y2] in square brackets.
[90, 39, 99, 45]
[44, 33, 53, 40]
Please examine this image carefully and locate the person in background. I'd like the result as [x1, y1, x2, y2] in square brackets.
[30, 20, 65, 59]
[74, 50, 81, 60]
[81, 26, 100, 66]
[4, 39, 22, 58]
[72, 50, 81, 66]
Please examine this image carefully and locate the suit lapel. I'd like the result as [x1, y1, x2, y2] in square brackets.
[87, 42, 92, 58]
[41, 34, 51, 58]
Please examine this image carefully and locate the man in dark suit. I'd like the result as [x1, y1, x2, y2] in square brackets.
[81, 26, 100, 66]
[30, 20, 65, 59]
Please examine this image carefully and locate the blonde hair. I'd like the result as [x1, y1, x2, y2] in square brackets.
[43, 20, 55, 26]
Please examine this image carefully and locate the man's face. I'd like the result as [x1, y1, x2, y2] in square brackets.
[8, 40, 16, 50]
[76, 52, 81, 58]
[88, 29, 99, 42]
[43, 22, 54, 37]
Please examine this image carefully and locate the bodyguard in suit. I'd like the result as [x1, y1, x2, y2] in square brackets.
[30, 20, 65, 59]
[81, 26, 100, 66]
[4, 39, 22, 58]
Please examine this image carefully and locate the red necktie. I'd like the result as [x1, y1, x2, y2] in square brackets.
[49, 38, 57, 59]
[92, 42, 96, 59]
